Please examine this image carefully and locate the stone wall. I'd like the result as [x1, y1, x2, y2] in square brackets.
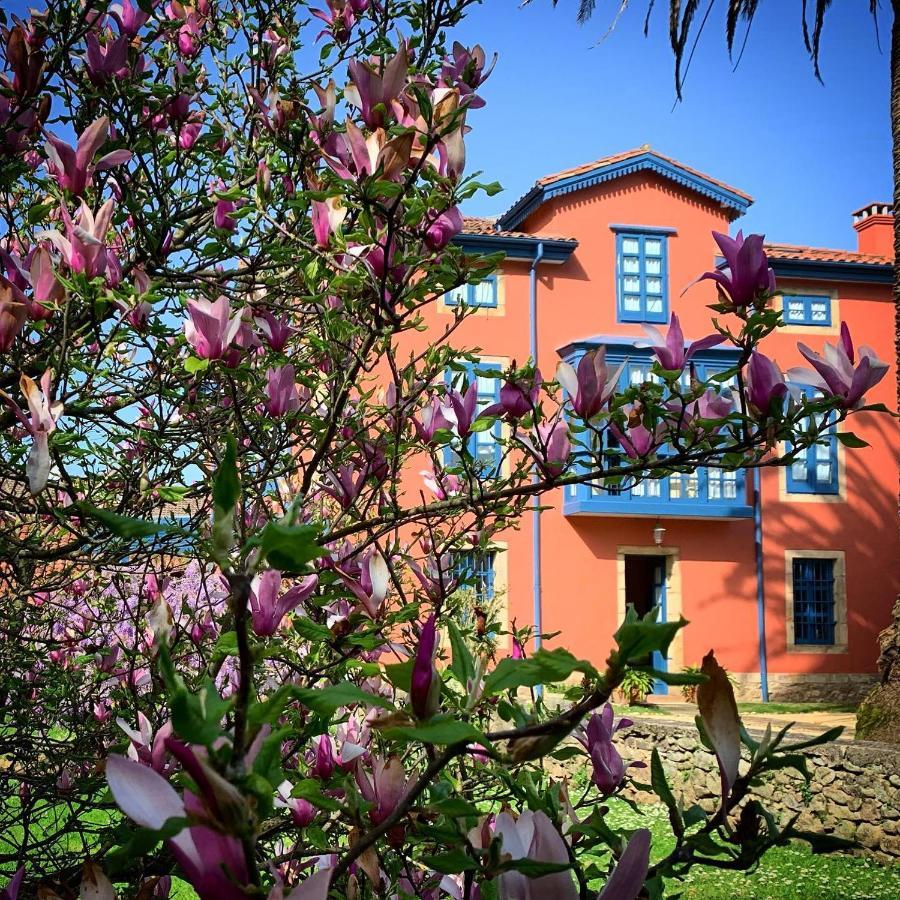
[618, 719, 900, 862]
[730, 672, 877, 704]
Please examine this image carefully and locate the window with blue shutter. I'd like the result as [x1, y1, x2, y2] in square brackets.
[454, 551, 496, 604]
[782, 294, 831, 326]
[444, 275, 498, 309]
[786, 386, 839, 495]
[445, 360, 501, 472]
[792, 557, 836, 645]
[616, 233, 668, 323]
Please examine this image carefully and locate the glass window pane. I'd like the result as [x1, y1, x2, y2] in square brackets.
[786, 300, 804, 320]
[447, 285, 467, 305]
[473, 280, 495, 306]
[623, 295, 641, 311]
[811, 301, 828, 321]
[816, 462, 832, 482]
[792, 459, 807, 480]
[645, 277, 662, 294]
[645, 257, 661, 275]
[646, 296, 663, 313]
[476, 374, 495, 395]
[623, 276, 641, 292]
[815, 441, 831, 460]
[622, 256, 640, 273]
[670, 478, 682, 498]
[723, 471, 737, 499]
[646, 479, 662, 497]
[622, 238, 640, 255]
[644, 238, 662, 256]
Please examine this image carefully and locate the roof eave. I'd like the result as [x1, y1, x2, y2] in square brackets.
[453, 232, 578, 263]
[769, 258, 893, 284]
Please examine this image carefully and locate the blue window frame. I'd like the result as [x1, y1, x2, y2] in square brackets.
[792, 557, 836, 645]
[783, 294, 832, 326]
[445, 360, 501, 471]
[786, 386, 839, 495]
[445, 274, 498, 309]
[616, 232, 668, 323]
[454, 551, 496, 603]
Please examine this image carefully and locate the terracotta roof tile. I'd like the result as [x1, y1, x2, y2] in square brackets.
[461, 215, 576, 243]
[534, 146, 754, 203]
[764, 242, 892, 266]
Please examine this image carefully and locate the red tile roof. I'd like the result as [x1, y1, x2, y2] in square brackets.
[461, 215, 576, 243]
[535, 146, 754, 203]
[764, 242, 892, 266]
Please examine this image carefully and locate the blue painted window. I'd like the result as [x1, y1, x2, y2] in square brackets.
[616, 232, 668, 323]
[454, 551, 496, 603]
[792, 558, 836, 645]
[445, 274, 498, 308]
[783, 294, 831, 326]
[446, 360, 501, 471]
[786, 386, 839, 495]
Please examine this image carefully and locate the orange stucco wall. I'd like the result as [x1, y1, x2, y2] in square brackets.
[411, 167, 899, 689]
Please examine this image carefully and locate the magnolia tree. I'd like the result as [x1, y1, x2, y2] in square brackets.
[0, 1, 891, 898]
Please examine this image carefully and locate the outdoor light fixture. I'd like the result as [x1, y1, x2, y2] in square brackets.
[653, 521, 666, 546]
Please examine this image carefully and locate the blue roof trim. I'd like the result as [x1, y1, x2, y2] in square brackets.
[770, 258, 892, 284]
[497, 152, 752, 231]
[556, 334, 743, 363]
[453, 232, 578, 264]
[562, 498, 753, 520]
[609, 223, 678, 235]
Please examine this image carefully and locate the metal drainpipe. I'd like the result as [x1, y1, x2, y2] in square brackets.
[530, 242, 545, 693]
[753, 467, 770, 702]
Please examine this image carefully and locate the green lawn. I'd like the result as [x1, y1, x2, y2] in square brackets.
[600, 801, 899, 899]
[736, 701, 857, 716]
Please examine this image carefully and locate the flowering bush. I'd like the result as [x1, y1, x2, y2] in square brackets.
[0, 1, 891, 898]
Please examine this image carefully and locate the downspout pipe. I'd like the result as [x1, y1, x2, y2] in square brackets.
[753, 467, 770, 703]
[530, 242, 545, 691]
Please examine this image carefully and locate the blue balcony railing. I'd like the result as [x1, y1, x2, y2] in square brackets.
[557, 336, 754, 520]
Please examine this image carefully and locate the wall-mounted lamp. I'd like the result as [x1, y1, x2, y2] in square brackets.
[653, 521, 666, 547]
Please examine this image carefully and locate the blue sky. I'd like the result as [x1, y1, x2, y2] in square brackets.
[452, 1, 891, 250]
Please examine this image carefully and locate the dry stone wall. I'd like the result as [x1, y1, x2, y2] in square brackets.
[618, 719, 900, 863]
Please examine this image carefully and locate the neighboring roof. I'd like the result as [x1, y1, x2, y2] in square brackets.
[496, 147, 753, 231]
[764, 242, 893, 284]
[453, 215, 578, 264]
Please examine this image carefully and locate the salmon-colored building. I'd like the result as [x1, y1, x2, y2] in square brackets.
[430, 147, 899, 701]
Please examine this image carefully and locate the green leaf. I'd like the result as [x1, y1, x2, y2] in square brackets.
[614, 607, 686, 664]
[836, 431, 869, 448]
[469, 416, 497, 433]
[171, 680, 232, 746]
[634, 667, 707, 687]
[384, 716, 484, 745]
[683, 804, 707, 828]
[74, 502, 179, 539]
[294, 683, 393, 717]
[447, 619, 475, 686]
[259, 522, 325, 572]
[421, 850, 478, 874]
[212, 630, 238, 660]
[291, 778, 342, 811]
[27, 201, 53, 225]
[292, 616, 334, 643]
[482, 648, 596, 695]
[383, 659, 414, 692]
[780, 725, 844, 753]
[156, 485, 191, 502]
[184, 355, 210, 374]
[252, 726, 292, 786]
[499, 859, 572, 878]
[430, 797, 480, 818]
[651, 748, 683, 838]
[213, 434, 240, 514]
[104, 817, 188, 875]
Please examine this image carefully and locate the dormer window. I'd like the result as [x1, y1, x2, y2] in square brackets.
[615, 230, 669, 323]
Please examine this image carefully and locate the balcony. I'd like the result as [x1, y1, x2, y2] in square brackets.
[562, 467, 753, 519]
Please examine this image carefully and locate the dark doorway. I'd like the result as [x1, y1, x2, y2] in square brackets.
[624, 554, 669, 693]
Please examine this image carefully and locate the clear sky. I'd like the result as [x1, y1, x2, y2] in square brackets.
[452, 0, 892, 251]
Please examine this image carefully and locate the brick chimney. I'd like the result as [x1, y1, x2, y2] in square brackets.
[852, 202, 894, 257]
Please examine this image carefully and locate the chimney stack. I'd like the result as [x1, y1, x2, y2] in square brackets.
[852, 202, 893, 257]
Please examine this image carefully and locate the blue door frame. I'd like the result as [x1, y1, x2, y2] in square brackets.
[651, 558, 669, 694]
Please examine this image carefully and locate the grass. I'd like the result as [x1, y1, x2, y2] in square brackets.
[736, 702, 857, 715]
[598, 801, 899, 899]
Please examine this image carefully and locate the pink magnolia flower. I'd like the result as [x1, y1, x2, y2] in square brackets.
[183, 296, 242, 360]
[0, 369, 62, 493]
[609, 415, 663, 459]
[322, 119, 412, 181]
[310, 196, 346, 247]
[444, 380, 480, 439]
[248, 570, 319, 637]
[494, 809, 577, 900]
[106, 755, 249, 900]
[345, 47, 408, 128]
[421, 468, 461, 500]
[744, 351, 787, 418]
[212, 184, 239, 231]
[338, 548, 389, 618]
[28, 247, 64, 318]
[41, 199, 118, 279]
[788, 322, 889, 409]
[110, 0, 151, 38]
[254, 309, 292, 351]
[639, 312, 724, 372]
[425, 206, 463, 250]
[696, 230, 775, 308]
[0, 282, 27, 350]
[355, 755, 411, 826]
[117, 712, 174, 774]
[85, 31, 137, 84]
[520, 419, 571, 477]
[0, 867, 24, 900]
[487, 368, 541, 419]
[596, 829, 652, 900]
[311, 0, 368, 42]
[413, 395, 454, 444]
[556, 348, 625, 420]
[410, 614, 440, 720]
[577, 704, 634, 795]
[409, 551, 457, 601]
[320, 463, 367, 509]
[44, 116, 131, 196]
[265, 365, 301, 417]
[275, 780, 316, 827]
[439, 42, 496, 109]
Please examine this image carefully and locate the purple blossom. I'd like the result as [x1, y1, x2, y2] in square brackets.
[265, 365, 301, 417]
[44, 117, 131, 196]
[183, 296, 242, 360]
[696, 231, 775, 308]
[425, 206, 463, 250]
[248, 569, 318, 637]
[556, 348, 625, 420]
[410, 614, 440, 720]
[639, 312, 724, 372]
[745, 351, 788, 418]
[579, 704, 632, 795]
